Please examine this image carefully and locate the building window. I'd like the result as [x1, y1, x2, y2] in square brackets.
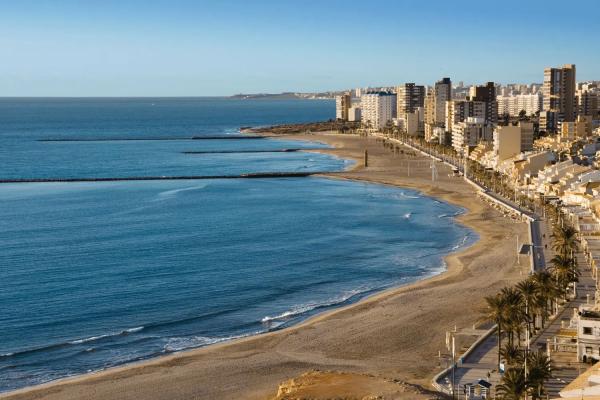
[586, 346, 593, 354]
[584, 327, 593, 335]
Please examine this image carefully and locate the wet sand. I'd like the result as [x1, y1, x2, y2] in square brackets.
[1, 133, 527, 400]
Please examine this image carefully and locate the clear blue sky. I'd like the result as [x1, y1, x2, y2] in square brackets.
[1, 0, 598, 96]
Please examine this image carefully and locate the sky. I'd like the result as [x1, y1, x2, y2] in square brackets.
[1, 0, 599, 97]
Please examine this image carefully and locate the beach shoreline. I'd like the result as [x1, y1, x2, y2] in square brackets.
[1, 132, 527, 400]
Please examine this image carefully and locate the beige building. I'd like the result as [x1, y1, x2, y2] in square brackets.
[452, 117, 493, 154]
[335, 93, 352, 121]
[494, 125, 522, 162]
[446, 100, 486, 133]
[520, 121, 534, 151]
[468, 82, 498, 124]
[405, 108, 424, 136]
[396, 83, 425, 116]
[577, 87, 599, 118]
[434, 77, 452, 125]
[541, 64, 576, 133]
[561, 115, 593, 139]
[347, 106, 361, 122]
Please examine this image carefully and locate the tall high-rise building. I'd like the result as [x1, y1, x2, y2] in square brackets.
[445, 100, 486, 131]
[361, 91, 396, 130]
[576, 86, 599, 118]
[395, 83, 425, 116]
[468, 82, 498, 124]
[540, 64, 576, 133]
[424, 89, 435, 126]
[335, 93, 352, 121]
[434, 77, 452, 126]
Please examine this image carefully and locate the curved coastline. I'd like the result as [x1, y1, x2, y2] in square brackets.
[0, 133, 526, 400]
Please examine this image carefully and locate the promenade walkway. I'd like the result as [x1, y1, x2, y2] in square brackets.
[378, 134, 592, 396]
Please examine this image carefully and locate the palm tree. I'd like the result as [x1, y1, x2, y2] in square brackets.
[496, 367, 527, 400]
[551, 225, 579, 257]
[482, 293, 506, 369]
[532, 271, 559, 326]
[527, 351, 553, 400]
[516, 279, 537, 334]
[501, 287, 524, 346]
[501, 343, 524, 367]
[549, 254, 580, 296]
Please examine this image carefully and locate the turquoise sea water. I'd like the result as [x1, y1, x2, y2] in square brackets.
[0, 98, 476, 392]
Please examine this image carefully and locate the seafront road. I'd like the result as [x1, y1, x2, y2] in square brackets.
[434, 224, 594, 398]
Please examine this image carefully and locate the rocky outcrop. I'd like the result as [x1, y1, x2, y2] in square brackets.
[272, 370, 447, 400]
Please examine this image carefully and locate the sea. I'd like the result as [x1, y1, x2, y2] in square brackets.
[0, 97, 477, 392]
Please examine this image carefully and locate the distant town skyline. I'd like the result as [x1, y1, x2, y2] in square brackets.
[1, 0, 599, 97]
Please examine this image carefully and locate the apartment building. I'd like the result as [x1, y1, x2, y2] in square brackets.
[452, 117, 493, 154]
[434, 77, 452, 125]
[446, 100, 486, 132]
[396, 83, 425, 116]
[335, 93, 352, 121]
[497, 93, 542, 117]
[561, 115, 593, 139]
[541, 64, 576, 133]
[494, 125, 522, 162]
[469, 82, 498, 124]
[577, 85, 599, 118]
[348, 106, 361, 122]
[360, 91, 396, 130]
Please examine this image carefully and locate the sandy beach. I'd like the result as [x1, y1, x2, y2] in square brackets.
[1, 133, 528, 400]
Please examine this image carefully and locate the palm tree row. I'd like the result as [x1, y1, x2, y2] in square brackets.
[495, 352, 553, 400]
[481, 221, 580, 399]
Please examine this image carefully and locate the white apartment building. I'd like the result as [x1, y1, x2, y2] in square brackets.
[360, 92, 396, 130]
[572, 305, 600, 362]
[452, 117, 493, 154]
[497, 93, 542, 117]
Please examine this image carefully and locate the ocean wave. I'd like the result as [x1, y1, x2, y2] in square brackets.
[399, 192, 420, 199]
[155, 184, 208, 200]
[261, 287, 376, 325]
[403, 212, 412, 219]
[452, 235, 470, 250]
[124, 326, 144, 334]
[69, 334, 111, 345]
[1, 326, 147, 359]
[438, 210, 463, 218]
[163, 333, 252, 353]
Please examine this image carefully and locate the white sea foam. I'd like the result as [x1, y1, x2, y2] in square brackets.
[123, 326, 144, 334]
[69, 334, 111, 345]
[438, 210, 463, 219]
[403, 212, 412, 219]
[163, 333, 251, 353]
[261, 288, 372, 324]
[452, 235, 470, 250]
[156, 184, 208, 200]
[69, 326, 145, 345]
[399, 192, 420, 199]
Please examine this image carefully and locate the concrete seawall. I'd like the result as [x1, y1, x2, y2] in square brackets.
[38, 136, 266, 142]
[182, 149, 314, 154]
[0, 172, 333, 184]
